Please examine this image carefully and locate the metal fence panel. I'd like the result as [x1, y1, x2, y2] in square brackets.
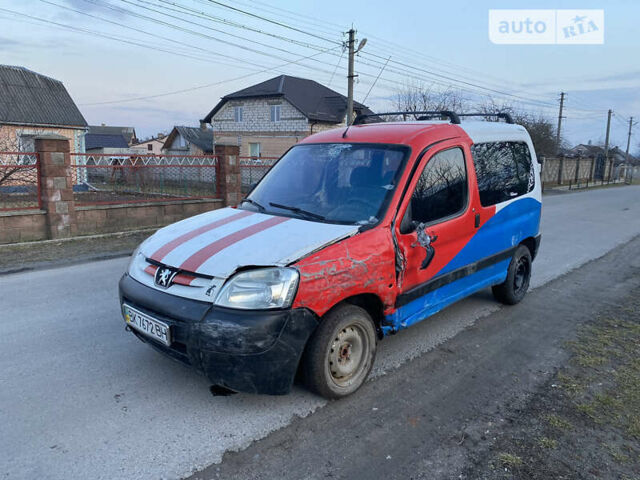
[240, 156, 278, 193]
[70, 153, 220, 206]
[0, 152, 41, 211]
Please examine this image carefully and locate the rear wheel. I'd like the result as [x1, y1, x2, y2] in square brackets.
[302, 304, 377, 399]
[492, 245, 532, 305]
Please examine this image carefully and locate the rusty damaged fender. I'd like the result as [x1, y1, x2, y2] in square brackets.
[291, 227, 398, 318]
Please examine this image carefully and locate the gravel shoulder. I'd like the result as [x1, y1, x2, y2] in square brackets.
[0, 229, 154, 273]
[464, 283, 640, 479]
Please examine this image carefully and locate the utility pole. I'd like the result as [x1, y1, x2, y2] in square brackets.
[556, 92, 565, 154]
[604, 109, 612, 159]
[346, 28, 356, 126]
[625, 116, 634, 163]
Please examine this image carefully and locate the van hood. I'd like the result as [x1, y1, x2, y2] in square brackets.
[139, 207, 359, 278]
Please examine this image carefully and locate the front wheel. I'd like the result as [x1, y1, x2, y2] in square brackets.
[301, 304, 377, 399]
[492, 245, 532, 305]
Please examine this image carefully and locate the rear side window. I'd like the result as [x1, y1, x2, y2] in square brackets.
[471, 142, 534, 207]
[410, 147, 467, 224]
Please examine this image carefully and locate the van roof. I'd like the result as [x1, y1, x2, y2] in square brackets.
[301, 120, 532, 147]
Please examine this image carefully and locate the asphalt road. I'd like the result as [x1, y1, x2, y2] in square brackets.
[197, 221, 640, 480]
[1, 186, 639, 480]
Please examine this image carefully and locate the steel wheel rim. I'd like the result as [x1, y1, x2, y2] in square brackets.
[327, 324, 370, 388]
[514, 256, 530, 292]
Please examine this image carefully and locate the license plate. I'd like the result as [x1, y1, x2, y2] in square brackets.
[123, 304, 171, 346]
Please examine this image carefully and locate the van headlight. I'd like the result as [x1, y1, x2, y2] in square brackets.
[214, 268, 299, 310]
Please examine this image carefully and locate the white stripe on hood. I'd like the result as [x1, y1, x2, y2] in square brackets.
[140, 207, 359, 278]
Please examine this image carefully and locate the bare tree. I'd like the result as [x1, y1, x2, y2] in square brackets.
[394, 83, 469, 118]
[0, 126, 41, 188]
[475, 98, 559, 156]
[392, 85, 561, 156]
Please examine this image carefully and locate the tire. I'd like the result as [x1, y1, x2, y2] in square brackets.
[492, 244, 532, 305]
[301, 304, 377, 399]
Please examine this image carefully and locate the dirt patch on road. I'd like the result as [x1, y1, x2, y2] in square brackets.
[464, 288, 640, 479]
[0, 229, 154, 272]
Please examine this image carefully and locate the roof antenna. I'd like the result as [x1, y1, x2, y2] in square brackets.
[342, 125, 350, 138]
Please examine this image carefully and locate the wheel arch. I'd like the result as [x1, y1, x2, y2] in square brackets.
[324, 293, 386, 339]
[520, 235, 539, 260]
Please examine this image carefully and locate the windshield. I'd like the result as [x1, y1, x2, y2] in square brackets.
[242, 143, 409, 225]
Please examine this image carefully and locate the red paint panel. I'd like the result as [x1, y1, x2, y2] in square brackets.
[150, 210, 254, 262]
[292, 228, 397, 317]
[173, 273, 196, 286]
[180, 216, 290, 272]
[144, 265, 158, 276]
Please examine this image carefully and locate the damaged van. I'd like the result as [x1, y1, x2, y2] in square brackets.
[119, 111, 542, 399]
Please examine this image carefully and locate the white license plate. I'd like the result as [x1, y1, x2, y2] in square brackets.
[123, 304, 171, 346]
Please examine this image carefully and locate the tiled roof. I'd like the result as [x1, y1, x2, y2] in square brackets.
[164, 126, 213, 153]
[85, 133, 129, 150]
[203, 75, 374, 123]
[88, 125, 136, 144]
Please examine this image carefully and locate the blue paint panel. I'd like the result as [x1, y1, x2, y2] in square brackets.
[384, 197, 541, 334]
[383, 259, 510, 334]
[439, 197, 541, 275]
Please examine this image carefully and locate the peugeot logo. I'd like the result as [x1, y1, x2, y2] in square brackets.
[154, 266, 178, 289]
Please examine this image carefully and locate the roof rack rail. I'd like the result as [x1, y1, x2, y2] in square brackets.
[352, 110, 461, 125]
[456, 112, 515, 124]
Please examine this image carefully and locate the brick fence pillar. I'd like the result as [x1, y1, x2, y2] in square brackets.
[35, 135, 77, 239]
[215, 143, 242, 207]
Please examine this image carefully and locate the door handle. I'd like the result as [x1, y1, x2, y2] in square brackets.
[411, 223, 438, 270]
[474, 213, 480, 228]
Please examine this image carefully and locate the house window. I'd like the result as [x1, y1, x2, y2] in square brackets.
[270, 105, 281, 122]
[249, 142, 261, 159]
[18, 135, 35, 152]
[234, 106, 243, 122]
[147, 144, 153, 151]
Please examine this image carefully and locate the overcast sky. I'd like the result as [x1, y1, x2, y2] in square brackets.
[0, 0, 638, 150]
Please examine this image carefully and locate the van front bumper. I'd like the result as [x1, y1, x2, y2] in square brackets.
[118, 274, 318, 395]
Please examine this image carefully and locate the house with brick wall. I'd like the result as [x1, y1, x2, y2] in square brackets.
[202, 75, 373, 159]
[131, 134, 167, 155]
[162, 126, 214, 155]
[0, 65, 87, 153]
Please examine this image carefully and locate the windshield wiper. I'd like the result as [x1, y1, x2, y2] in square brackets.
[269, 202, 326, 221]
[241, 198, 265, 212]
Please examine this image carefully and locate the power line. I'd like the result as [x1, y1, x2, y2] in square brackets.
[218, 0, 344, 38]
[60, 0, 350, 84]
[38, 0, 275, 71]
[328, 47, 345, 87]
[141, 0, 567, 111]
[363, 56, 391, 104]
[142, 0, 332, 52]
[0, 6, 269, 71]
[81, 0, 330, 67]
[203, 0, 341, 45]
[80, 46, 340, 106]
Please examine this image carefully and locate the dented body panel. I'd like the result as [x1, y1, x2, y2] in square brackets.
[292, 227, 398, 317]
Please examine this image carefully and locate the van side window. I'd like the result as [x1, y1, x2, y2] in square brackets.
[410, 147, 467, 224]
[471, 141, 534, 207]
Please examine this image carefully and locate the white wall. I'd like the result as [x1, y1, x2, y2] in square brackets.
[211, 98, 309, 133]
